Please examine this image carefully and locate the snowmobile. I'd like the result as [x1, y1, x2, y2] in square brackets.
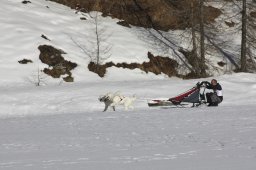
[148, 82, 207, 107]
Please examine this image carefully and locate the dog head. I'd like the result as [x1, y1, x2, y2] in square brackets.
[98, 93, 113, 102]
[98, 95, 107, 102]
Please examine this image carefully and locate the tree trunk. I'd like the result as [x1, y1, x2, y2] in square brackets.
[199, 0, 206, 77]
[191, 0, 200, 76]
[95, 12, 100, 69]
[240, 0, 247, 72]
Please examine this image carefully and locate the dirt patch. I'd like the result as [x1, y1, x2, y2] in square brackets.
[18, 58, 33, 64]
[217, 61, 227, 67]
[88, 52, 178, 77]
[80, 17, 87, 20]
[250, 11, 256, 18]
[225, 21, 235, 27]
[41, 34, 51, 41]
[22, 0, 31, 4]
[204, 6, 222, 23]
[49, 0, 221, 31]
[38, 45, 77, 82]
[117, 20, 131, 28]
[88, 62, 108, 78]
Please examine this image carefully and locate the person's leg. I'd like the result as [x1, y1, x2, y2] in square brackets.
[218, 96, 223, 103]
[210, 93, 220, 106]
[206, 93, 212, 105]
[210, 102, 218, 106]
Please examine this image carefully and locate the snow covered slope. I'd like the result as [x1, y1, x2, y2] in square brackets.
[1, 0, 244, 85]
[0, 0, 165, 86]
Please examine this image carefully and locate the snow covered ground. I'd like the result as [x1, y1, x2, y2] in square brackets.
[1, 73, 256, 170]
[1, 0, 256, 169]
[1, 105, 256, 170]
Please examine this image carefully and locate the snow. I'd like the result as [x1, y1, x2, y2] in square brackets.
[1, 105, 256, 170]
[1, 73, 256, 170]
[0, 0, 256, 170]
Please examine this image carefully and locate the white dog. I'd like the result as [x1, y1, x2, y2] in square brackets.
[98, 92, 136, 112]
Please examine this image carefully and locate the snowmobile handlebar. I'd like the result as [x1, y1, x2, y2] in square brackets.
[196, 81, 209, 88]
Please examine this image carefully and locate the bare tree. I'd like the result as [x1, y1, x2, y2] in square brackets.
[130, 0, 196, 75]
[230, 0, 256, 72]
[70, 14, 112, 70]
[247, 0, 256, 70]
[26, 67, 47, 86]
[127, 0, 253, 76]
[71, 2, 112, 70]
[190, 0, 201, 76]
[240, 0, 247, 72]
[199, 0, 207, 76]
[90, 12, 112, 66]
[188, 0, 207, 77]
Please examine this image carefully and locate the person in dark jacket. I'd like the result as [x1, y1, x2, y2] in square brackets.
[204, 79, 223, 106]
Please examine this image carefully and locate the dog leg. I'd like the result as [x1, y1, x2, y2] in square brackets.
[124, 105, 128, 111]
[103, 104, 108, 112]
[112, 106, 115, 111]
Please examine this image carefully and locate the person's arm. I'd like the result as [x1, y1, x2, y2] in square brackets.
[216, 83, 222, 90]
[204, 81, 212, 89]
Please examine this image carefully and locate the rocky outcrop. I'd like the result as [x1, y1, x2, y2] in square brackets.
[88, 52, 178, 77]
[38, 45, 77, 82]
[49, 0, 221, 31]
[22, 0, 31, 4]
[18, 58, 33, 64]
[250, 11, 256, 18]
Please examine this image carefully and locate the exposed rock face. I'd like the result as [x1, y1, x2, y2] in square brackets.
[38, 45, 77, 82]
[88, 52, 178, 77]
[22, 0, 31, 4]
[225, 21, 235, 27]
[18, 58, 33, 64]
[49, 0, 221, 31]
[251, 11, 256, 18]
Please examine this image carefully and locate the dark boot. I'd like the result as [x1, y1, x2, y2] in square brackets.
[208, 102, 218, 107]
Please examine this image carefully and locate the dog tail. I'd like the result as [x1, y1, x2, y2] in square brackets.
[114, 91, 121, 96]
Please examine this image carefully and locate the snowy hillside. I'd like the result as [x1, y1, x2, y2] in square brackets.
[1, 0, 166, 85]
[0, 0, 244, 84]
[1, 0, 256, 170]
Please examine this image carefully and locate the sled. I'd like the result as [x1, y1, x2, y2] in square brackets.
[147, 99, 190, 108]
[148, 82, 206, 108]
[147, 98, 173, 107]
